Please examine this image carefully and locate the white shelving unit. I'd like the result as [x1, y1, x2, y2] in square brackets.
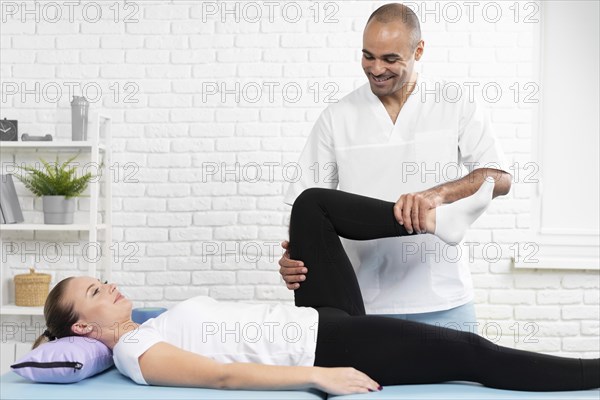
[0, 114, 113, 316]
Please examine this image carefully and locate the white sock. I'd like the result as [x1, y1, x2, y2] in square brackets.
[434, 176, 495, 245]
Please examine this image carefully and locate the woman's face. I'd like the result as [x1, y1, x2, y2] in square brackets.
[65, 276, 132, 336]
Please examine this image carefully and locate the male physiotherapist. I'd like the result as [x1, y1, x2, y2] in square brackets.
[279, 3, 512, 329]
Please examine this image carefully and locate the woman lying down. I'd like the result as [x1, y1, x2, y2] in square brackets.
[34, 180, 599, 395]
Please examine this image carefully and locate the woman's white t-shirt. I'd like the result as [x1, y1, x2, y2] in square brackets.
[113, 296, 320, 385]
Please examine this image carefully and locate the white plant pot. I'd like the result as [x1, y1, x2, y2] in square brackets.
[42, 196, 76, 224]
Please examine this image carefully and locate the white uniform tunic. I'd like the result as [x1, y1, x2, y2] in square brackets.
[284, 74, 509, 314]
[113, 296, 319, 384]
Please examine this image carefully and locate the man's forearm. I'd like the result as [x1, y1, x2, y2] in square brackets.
[436, 168, 512, 204]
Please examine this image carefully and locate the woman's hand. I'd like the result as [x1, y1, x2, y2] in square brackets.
[313, 366, 382, 395]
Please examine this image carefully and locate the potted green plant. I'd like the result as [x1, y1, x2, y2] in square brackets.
[15, 155, 94, 224]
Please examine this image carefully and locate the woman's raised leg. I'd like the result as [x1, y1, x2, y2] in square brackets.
[288, 188, 415, 315]
[288, 179, 495, 314]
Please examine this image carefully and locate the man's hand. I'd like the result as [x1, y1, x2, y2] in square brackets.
[278, 241, 308, 290]
[394, 189, 444, 234]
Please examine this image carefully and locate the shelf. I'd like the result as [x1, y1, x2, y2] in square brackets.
[1, 114, 112, 319]
[1, 304, 44, 316]
[0, 224, 107, 231]
[0, 142, 105, 151]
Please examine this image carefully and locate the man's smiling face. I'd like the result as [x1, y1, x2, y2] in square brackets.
[362, 20, 422, 99]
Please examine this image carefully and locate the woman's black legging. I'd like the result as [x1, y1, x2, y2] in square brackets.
[288, 188, 600, 391]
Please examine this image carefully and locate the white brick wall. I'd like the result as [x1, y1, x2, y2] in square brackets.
[1, 0, 598, 359]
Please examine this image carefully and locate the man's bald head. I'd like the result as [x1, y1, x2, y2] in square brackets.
[366, 3, 421, 50]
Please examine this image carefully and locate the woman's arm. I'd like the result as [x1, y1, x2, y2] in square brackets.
[138, 341, 380, 394]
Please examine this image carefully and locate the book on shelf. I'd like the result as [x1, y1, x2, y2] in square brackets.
[0, 174, 24, 224]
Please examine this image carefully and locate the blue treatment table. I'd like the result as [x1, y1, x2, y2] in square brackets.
[330, 382, 600, 399]
[0, 367, 326, 400]
[2, 367, 599, 400]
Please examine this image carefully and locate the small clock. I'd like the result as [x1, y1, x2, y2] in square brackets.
[0, 118, 18, 141]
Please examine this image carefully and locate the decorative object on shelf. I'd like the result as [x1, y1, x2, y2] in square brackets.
[42, 196, 77, 224]
[21, 133, 53, 141]
[14, 268, 51, 306]
[71, 96, 90, 141]
[0, 174, 25, 224]
[14, 155, 95, 224]
[0, 118, 18, 141]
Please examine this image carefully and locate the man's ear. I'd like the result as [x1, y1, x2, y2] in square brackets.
[414, 40, 425, 61]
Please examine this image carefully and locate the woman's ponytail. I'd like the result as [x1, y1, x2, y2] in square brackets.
[32, 334, 49, 350]
[32, 329, 58, 349]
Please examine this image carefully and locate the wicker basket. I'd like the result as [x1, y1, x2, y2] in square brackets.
[14, 268, 51, 307]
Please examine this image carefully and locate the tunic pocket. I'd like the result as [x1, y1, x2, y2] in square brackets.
[414, 129, 460, 186]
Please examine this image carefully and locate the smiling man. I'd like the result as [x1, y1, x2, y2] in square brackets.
[361, 5, 422, 124]
[280, 3, 512, 329]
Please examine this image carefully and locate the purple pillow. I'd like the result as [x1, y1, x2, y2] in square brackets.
[10, 336, 114, 383]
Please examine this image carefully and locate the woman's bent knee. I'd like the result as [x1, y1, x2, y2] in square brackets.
[291, 188, 330, 215]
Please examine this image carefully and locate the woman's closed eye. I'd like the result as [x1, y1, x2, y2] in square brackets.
[91, 280, 108, 296]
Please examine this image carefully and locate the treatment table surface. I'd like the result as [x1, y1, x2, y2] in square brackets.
[0, 367, 325, 400]
[2, 367, 599, 399]
[329, 382, 600, 399]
